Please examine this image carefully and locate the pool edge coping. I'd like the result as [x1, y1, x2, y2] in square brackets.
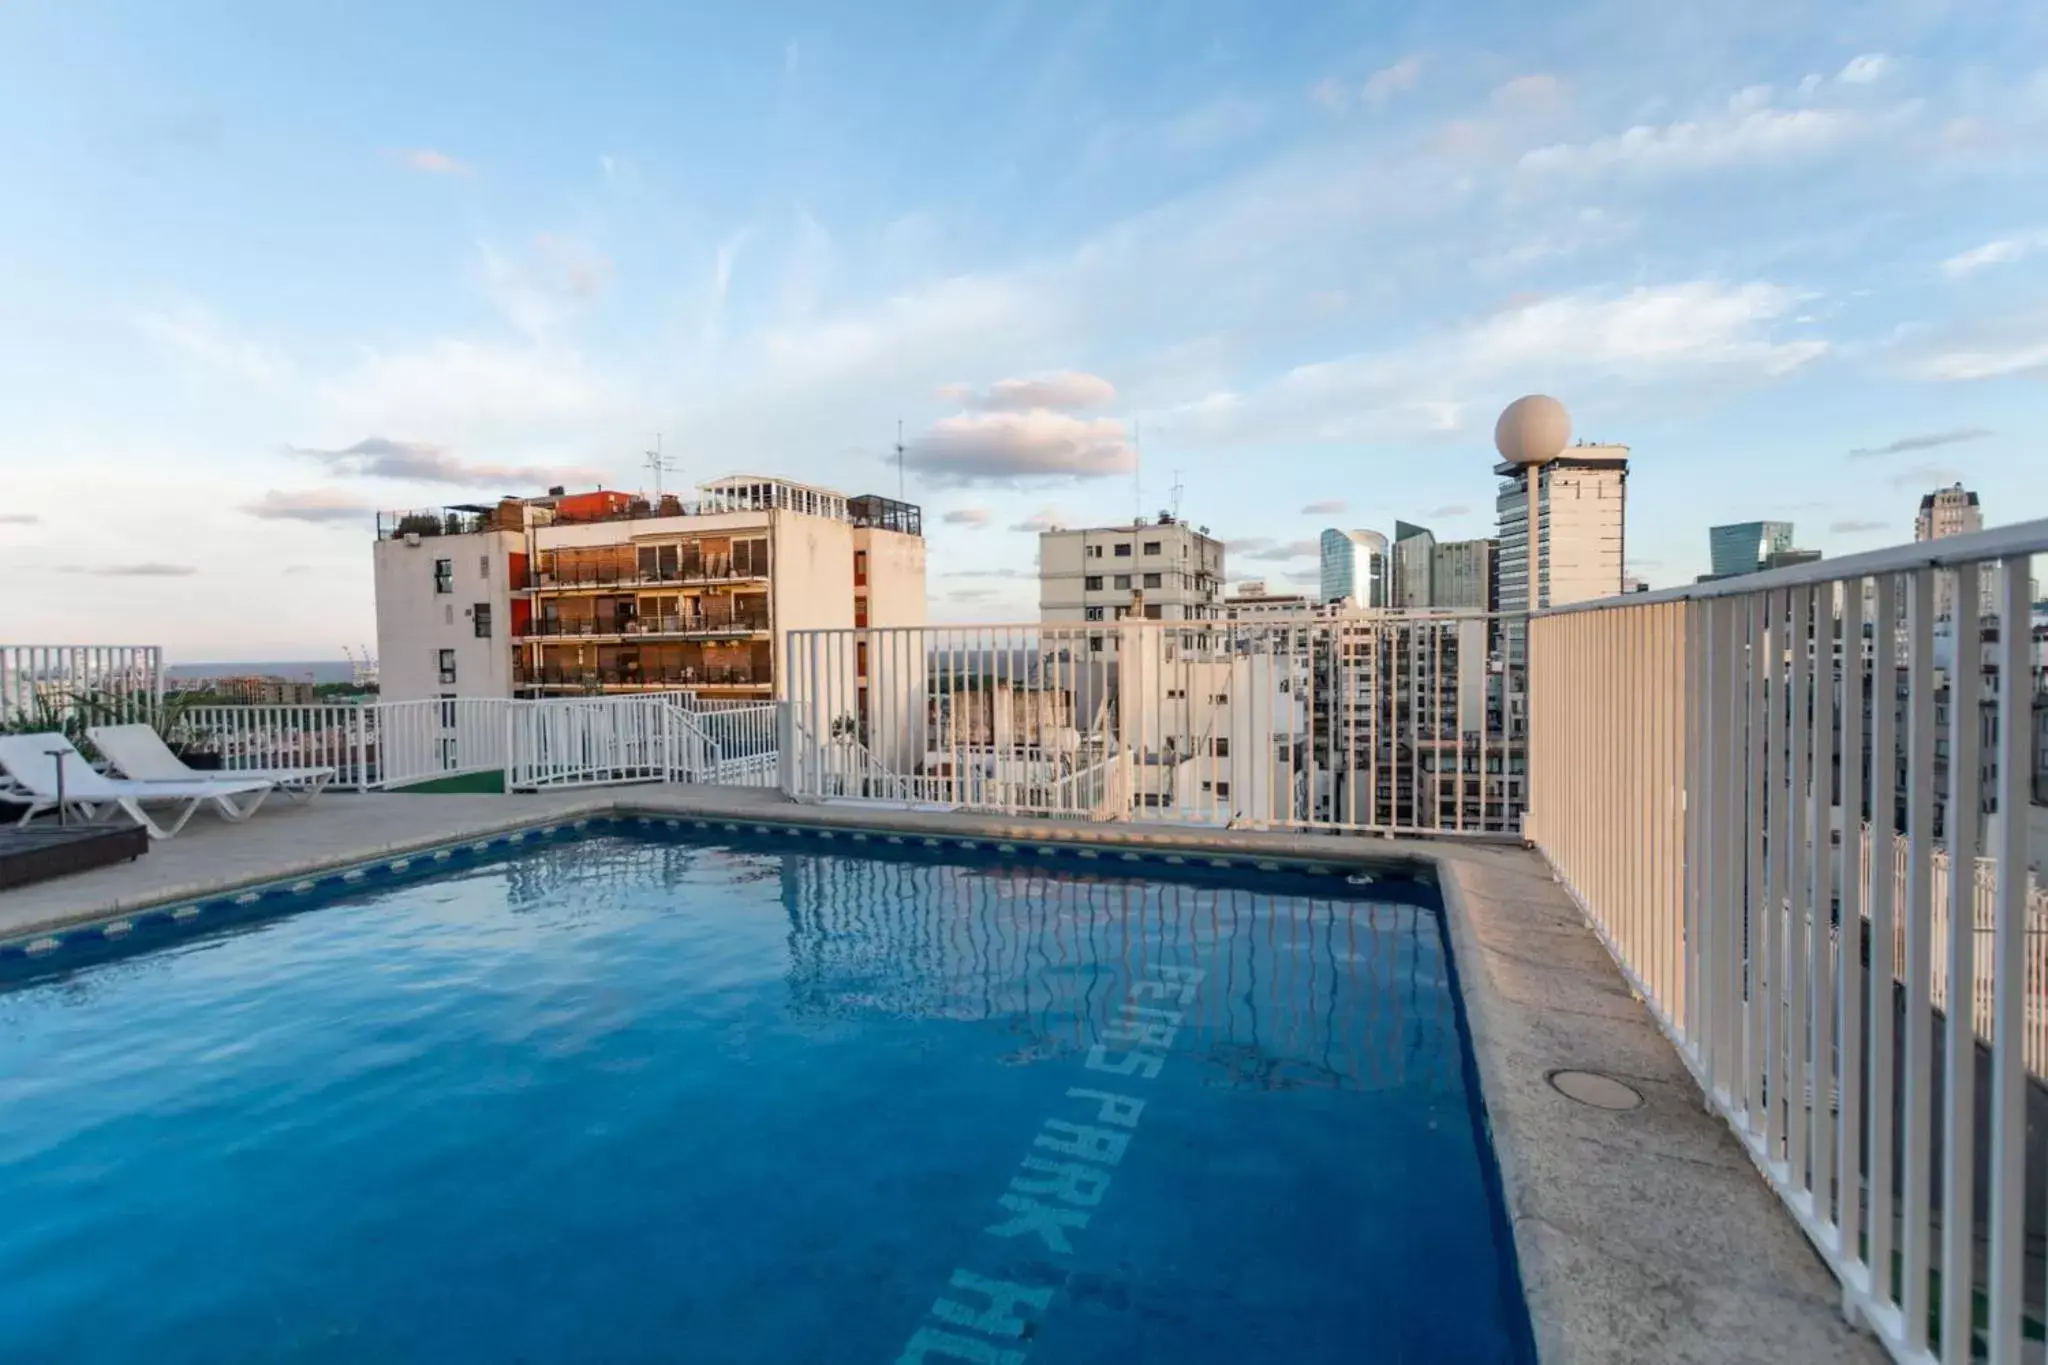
[0, 793, 1439, 953]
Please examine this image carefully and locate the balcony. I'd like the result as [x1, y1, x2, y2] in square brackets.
[528, 556, 767, 591]
[520, 607, 770, 641]
[513, 664, 769, 691]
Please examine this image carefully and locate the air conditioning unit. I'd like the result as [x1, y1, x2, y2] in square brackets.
[404, 532, 421, 547]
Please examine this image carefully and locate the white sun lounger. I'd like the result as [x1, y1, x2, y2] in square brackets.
[0, 733, 274, 840]
[88, 723, 336, 803]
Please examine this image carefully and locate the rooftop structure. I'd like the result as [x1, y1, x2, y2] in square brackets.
[373, 475, 925, 708]
[1037, 513, 1225, 636]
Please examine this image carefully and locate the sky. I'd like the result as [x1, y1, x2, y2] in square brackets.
[2, 0, 2045, 659]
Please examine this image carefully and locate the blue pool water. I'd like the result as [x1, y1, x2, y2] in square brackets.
[0, 827, 1532, 1363]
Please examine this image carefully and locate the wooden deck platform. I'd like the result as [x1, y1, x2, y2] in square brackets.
[0, 822, 148, 891]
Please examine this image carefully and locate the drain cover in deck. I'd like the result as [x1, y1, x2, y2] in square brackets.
[1546, 1069, 1643, 1111]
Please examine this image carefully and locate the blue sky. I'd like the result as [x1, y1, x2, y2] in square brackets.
[3, 0, 2045, 657]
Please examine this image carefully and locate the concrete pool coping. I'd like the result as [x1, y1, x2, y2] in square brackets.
[0, 787, 1882, 1363]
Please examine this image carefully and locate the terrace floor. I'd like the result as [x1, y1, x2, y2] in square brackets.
[1, 788, 1881, 1364]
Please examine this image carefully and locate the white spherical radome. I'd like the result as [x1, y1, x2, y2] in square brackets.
[1493, 394, 1571, 466]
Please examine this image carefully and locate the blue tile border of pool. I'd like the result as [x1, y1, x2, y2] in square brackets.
[0, 808, 1437, 975]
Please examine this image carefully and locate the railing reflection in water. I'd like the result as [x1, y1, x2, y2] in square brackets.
[503, 834, 1461, 1095]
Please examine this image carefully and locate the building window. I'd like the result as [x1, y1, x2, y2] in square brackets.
[437, 649, 457, 684]
[439, 693, 457, 727]
[433, 559, 454, 593]
[1213, 781, 1231, 799]
[853, 550, 868, 586]
[854, 599, 869, 628]
[1114, 543, 1132, 558]
[1085, 575, 1103, 591]
[1166, 688, 1185, 699]
[1213, 693, 1228, 705]
[478, 553, 489, 580]
[1086, 544, 1103, 559]
[1211, 736, 1229, 758]
[1114, 574, 1131, 590]
[1143, 541, 1161, 555]
[1142, 573, 1161, 589]
[1085, 607, 1104, 621]
[1144, 604, 1162, 620]
[856, 641, 868, 676]
[473, 604, 493, 638]
[1088, 635, 1104, 652]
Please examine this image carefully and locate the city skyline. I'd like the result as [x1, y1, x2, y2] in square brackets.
[3, 1, 2046, 656]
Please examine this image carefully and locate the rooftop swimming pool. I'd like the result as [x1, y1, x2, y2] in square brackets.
[0, 819, 1533, 1363]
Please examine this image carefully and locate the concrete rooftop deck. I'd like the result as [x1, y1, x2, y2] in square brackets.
[0, 788, 1882, 1363]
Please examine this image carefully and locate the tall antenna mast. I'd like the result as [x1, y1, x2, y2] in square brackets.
[1132, 418, 1142, 522]
[642, 433, 674, 499]
[1169, 467, 1185, 521]
[895, 419, 905, 502]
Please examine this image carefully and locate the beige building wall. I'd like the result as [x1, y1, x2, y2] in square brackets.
[373, 529, 522, 703]
[1039, 518, 1225, 628]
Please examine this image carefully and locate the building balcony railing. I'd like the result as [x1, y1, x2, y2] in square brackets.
[520, 610, 771, 641]
[528, 558, 769, 591]
[514, 665, 769, 690]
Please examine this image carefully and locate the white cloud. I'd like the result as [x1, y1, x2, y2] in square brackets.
[906, 411, 1135, 487]
[1518, 103, 1884, 182]
[1301, 499, 1347, 515]
[1308, 77, 1350, 113]
[1163, 280, 1826, 450]
[392, 148, 473, 176]
[1160, 94, 1268, 153]
[942, 507, 991, 526]
[1493, 74, 1567, 111]
[1471, 207, 1635, 275]
[285, 436, 605, 489]
[0, 513, 42, 526]
[134, 305, 291, 384]
[1363, 57, 1422, 105]
[240, 489, 379, 524]
[316, 340, 617, 447]
[1837, 54, 1895, 85]
[1008, 509, 1069, 533]
[1940, 231, 2048, 277]
[475, 234, 613, 338]
[1906, 339, 2048, 382]
[945, 371, 1116, 412]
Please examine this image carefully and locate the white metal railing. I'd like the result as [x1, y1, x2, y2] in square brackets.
[182, 698, 512, 790]
[1, 644, 163, 725]
[1527, 517, 2048, 1365]
[504, 694, 780, 790]
[783, 613, 1527, 834]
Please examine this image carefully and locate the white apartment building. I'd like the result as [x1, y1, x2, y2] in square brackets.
[1224, 580, 1319, 620]
[1495, 443, 1629, 617]
[1038, 514, 1225, 636]
[373, 475, 926, 708]
[1317, 528, 1386, 606]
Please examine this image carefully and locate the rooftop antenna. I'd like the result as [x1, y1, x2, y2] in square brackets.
[1169, 467, 1185, 522]
[1132, 418, 1142, 523]
[642, 434, 675, 499]
[894, 419, 905, 502]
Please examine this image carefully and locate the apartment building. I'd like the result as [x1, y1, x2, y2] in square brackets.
[372, 475, 925, 706]
[1495, 443, 1628, 616]
[1038, 514, 1225, 640]
[1223, 580, 1319, 620]
[1430, 537, 1498, 611]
